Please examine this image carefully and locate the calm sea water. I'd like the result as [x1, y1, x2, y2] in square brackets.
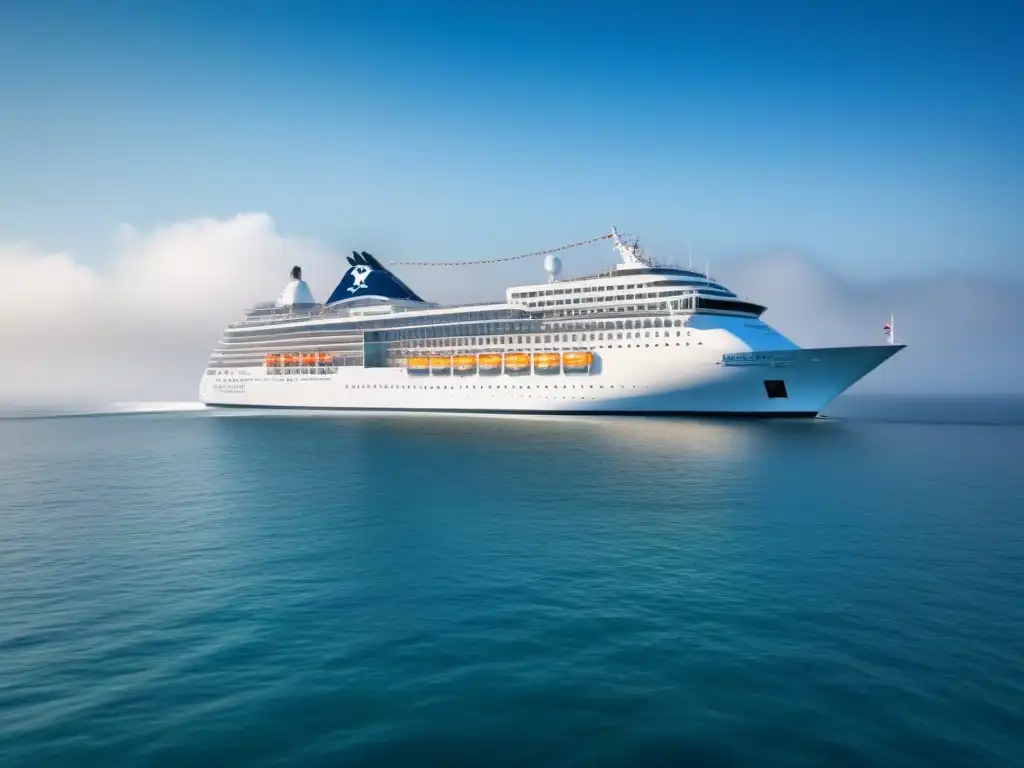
[1, 396, 1022, 766]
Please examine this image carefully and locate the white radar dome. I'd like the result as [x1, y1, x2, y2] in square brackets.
[543, 253, 562, 282]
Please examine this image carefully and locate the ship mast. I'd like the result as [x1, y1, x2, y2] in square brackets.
[610, 226, 650, 267]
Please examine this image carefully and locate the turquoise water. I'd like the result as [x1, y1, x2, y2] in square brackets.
[2, 397, 1023, 766]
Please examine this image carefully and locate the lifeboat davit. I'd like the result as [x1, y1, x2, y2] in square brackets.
[503, 352, 530, 374]
[453, 355, 477, 375]
[478, 353, 502, 375]
[562, 351, 593, 372]
[430, 356, 452, 374]
[533, 352, 560, 373]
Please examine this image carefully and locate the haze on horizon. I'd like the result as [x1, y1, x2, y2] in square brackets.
[1, 0, 1021, 405]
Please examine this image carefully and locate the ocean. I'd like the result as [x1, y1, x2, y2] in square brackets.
[1, 396, 1022, 766]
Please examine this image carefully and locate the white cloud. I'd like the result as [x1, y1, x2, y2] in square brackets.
[0, 214, 339, 404]
[1, 214, 1020, 406]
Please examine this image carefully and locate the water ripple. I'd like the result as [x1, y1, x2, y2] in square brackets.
[1, 400, 1023, 766]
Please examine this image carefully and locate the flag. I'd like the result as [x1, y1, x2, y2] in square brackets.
[883, 323, 891, 338]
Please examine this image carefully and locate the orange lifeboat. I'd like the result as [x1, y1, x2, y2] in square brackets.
[562, 351, 593, 371]
[282, 354, 298, 366]
[408, 357, 430, 374]
[453, 355, 477, 375]
[478, 353, 502, 374]
[532, 352, 561, 372]
[316, 352, 333, 365]
[503, 352, 530, 373]
[264, 353, 281, 367]
[301, 353, 317, 366]
[430, 355, 451, 374]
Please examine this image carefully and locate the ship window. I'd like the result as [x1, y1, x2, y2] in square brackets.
[544, 335, 551, 342]
[764, 380, 788, 399]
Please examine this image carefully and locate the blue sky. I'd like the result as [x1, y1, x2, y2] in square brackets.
[2, 0, 1021, 279]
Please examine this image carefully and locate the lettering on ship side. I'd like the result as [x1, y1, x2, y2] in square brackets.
[721, 353, 773, 366]
[211, 369, 254, 394]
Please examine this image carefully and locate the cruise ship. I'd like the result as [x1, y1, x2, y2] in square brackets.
[199, 229, 904, 416]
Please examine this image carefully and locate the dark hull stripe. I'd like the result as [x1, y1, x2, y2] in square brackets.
[202, 403, 819, 419]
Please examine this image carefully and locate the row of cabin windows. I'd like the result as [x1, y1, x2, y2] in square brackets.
[327, 309, 530, 329]
[540, 298, 758, 319]
[512, 283, 646, 299]
[525, 290, 705, 308]
[551, 317, 682, 331]
[508, 280, 728, 299]
[384, 328, 692, 349]
[229, 317, 689, 353]
[370, 324, 543, 342]
[220, 326, 703, 368]
[234, 300, 731, 342]
[224, 317, 686, 353]
[368, 316, 684, 343]
[220, 329, 687, 359]
[237, 319, 539, 341]
[540, 304, 668, 317]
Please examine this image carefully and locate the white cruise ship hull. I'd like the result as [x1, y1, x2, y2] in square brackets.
[200, 344, 903, 417]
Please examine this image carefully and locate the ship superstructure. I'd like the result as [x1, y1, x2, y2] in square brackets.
[199, 229, 903, 415]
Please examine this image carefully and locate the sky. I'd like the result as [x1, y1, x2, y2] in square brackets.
[1, 0, 1022, 403]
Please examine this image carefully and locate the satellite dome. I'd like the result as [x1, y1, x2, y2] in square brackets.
[276, 265, 316, 307]
[543, 253, 562, 282]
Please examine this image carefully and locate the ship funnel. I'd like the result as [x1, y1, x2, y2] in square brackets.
[325, 250, 425, 306]
[276, 266, 316, 307]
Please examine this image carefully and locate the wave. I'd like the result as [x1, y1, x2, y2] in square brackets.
[0, 401, 209, 420]
[107, 401, 208, 414]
